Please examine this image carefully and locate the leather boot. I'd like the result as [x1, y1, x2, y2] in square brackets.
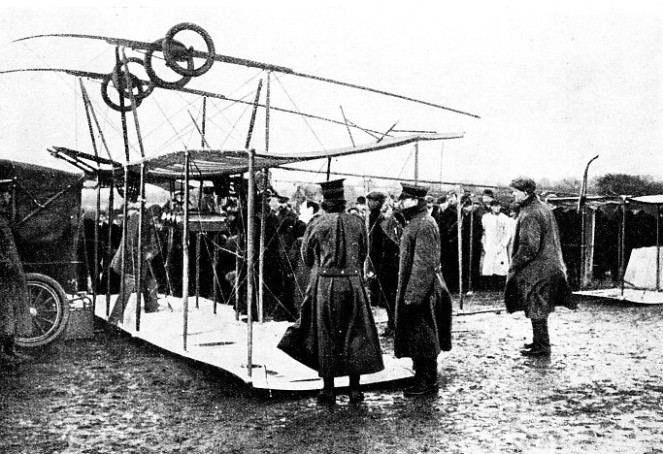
[317, 377, 336, 404]
[521, 319, 551, 357]
[348, 374, 364, 403]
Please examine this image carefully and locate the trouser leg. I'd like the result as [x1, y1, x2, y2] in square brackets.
[142, 265, 160, 312]
[109, 274, 135, 322]
[532, 318, 550, 352]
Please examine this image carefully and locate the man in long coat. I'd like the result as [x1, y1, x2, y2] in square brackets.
[0, 179, 32, 364]
[394, 183, 453, 397]
[505, 177, 575, 357]
[278, 179, 383, 404]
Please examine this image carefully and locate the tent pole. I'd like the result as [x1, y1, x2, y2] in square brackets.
[246, 148, 256, 379]
[182, 150, 191, 350]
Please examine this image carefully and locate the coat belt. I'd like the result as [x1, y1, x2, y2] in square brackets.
[318, 267, 360, 277]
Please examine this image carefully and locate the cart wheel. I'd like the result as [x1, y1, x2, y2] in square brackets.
[15, 273, 70, 348]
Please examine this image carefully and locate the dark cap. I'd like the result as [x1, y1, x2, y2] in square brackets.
[277, 195, 289, 204]
[365, 191, 387, 202]
[0, 179, 13, 192]
[510, 177, 537, 194]
[319, 178, 346, 202]
[482, 189, 494, 197]
[399, 183, 429, 200]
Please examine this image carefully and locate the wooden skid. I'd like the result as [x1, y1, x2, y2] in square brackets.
[574, 288, 663, 305]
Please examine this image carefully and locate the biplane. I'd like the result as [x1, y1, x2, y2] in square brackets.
[3, 22, 474, 390]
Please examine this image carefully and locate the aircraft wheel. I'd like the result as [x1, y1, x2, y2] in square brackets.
[101, 71, 145, 112]
[162, 22, 215, 77]
[144, 38, 193, 90]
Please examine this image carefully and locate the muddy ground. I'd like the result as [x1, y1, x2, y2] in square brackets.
[1, 292, 663, 454]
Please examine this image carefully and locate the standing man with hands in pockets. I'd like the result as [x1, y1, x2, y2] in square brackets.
[394, 183, 453, 397]
[505, 177, 576, 358]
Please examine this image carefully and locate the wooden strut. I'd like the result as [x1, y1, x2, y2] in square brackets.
[182, 149, 191, 350]
[246, 148, 256, 379]
[245, 79, 263, 322]
[258, 73, 271, 324]
[106, 180, 114, 317]
[457, 186, 464, 310]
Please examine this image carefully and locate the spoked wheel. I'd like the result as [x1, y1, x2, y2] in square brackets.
[15, 273, 70, 348]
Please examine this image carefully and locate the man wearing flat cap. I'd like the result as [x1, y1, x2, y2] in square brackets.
[365, 190, 401, 335]
[0, 179, 32, 364]
[279, 179, 383, 404]
[394, 183, 452, 397]
[505, 177, 575, 358]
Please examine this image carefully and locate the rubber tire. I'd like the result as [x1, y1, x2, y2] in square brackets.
[111, 57, 155, 101]
[144, 38, 193, 90]
[101, 71, 145, 112]
[162, 22, 215, 77]
[15, 273, 70, 348]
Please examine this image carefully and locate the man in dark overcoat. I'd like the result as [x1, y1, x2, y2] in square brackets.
[438, 190, 460, 293]
[365, 191, 401, 335]
[0, 179, 32, 364]
[279, 179, 383, 404]
[394, 183, 453, 397]
[505, 177, 575, 357]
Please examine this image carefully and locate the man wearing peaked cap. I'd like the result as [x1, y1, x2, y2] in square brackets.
[505, 176, 575, 358]
[278, 177, 384, 404]
[0, 179, 32, 365]
[398, 182, 429, 200]
[394, 181, 452, 397]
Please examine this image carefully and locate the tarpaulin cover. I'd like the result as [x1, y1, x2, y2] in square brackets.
[0, 159, 85, 292]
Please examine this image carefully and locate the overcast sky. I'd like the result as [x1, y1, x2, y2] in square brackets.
[1, 1, 662, 189]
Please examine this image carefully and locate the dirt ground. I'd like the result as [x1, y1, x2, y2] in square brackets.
[1, 292, 663, 454]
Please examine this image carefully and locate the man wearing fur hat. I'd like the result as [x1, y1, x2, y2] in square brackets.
[505, 177, 575, 357]
[395, 183, 453, 397]
[0, 179, 32, 364]
[280, 179, 383, 404]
